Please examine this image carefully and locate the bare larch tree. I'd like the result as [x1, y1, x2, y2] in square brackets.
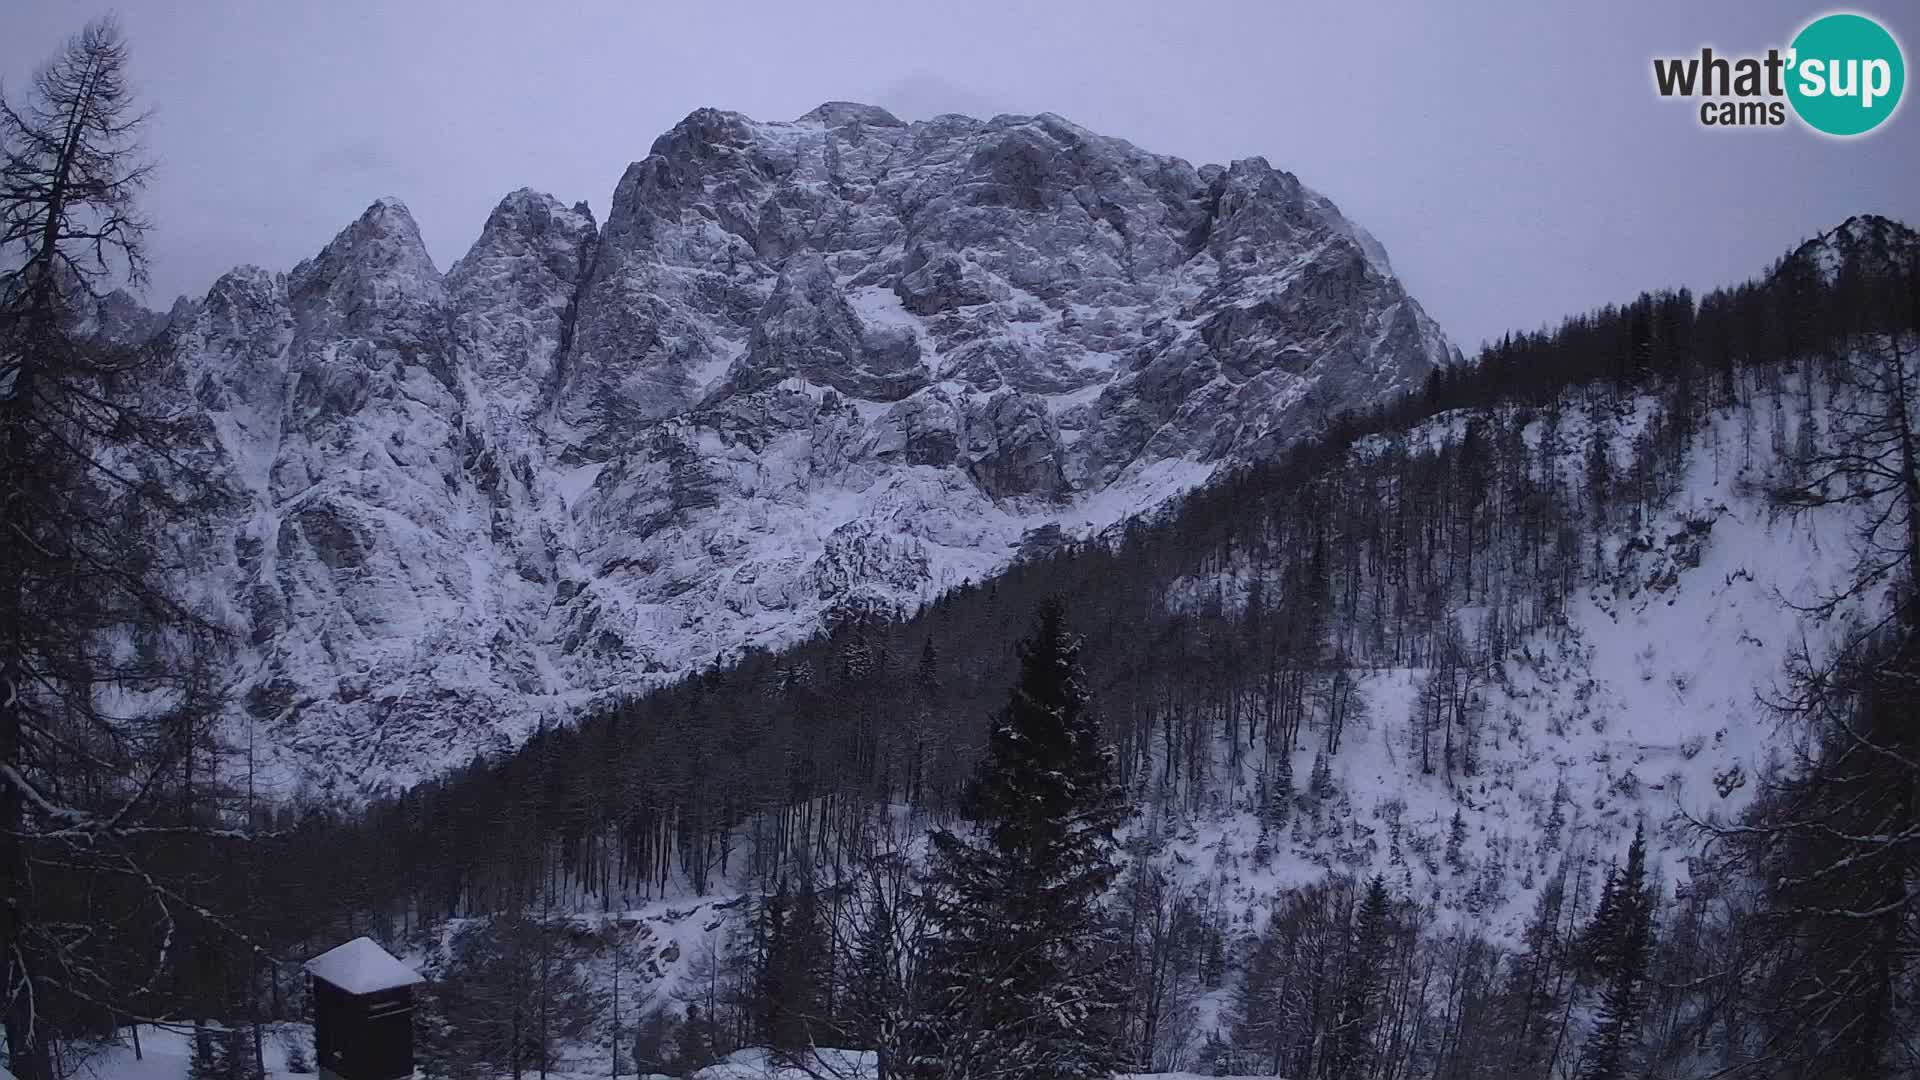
[2, 17, 241, 1079]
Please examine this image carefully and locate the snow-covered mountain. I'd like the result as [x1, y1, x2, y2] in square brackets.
[143, 103, 1452, 796]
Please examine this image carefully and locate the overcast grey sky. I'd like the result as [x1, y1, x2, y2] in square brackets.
[5, 1, 1916, 351]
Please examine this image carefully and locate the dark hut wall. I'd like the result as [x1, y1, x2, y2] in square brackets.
[312, 979, 414, 1080]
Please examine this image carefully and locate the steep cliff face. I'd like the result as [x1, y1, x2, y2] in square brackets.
[152, 103, 1451, 796]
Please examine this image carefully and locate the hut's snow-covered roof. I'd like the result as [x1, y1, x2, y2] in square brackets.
[305, 936, 423, 994]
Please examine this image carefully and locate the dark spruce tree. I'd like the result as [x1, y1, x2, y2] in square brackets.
[908, 599, 1131, 1080]
[754, 872, 829, 1056]
[1326, 875, 1392, 1080]
[1578, 824, 1655, 1080]
[188, 1024, 223, 1080]
[1498, 858, 1569, 1076]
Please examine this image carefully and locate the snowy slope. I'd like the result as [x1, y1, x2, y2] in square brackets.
[1140, 382, 1884, 959]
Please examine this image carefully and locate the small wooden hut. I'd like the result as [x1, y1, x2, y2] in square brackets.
[305, 937, 423, 1080]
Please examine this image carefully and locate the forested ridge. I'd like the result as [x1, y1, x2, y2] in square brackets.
[7, 20, 1920, 1080]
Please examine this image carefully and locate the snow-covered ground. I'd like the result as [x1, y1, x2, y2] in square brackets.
[690, 1048, 875, 1080]
[65, 1034, 1279, 1080]
[63, 1025, 314, 1080]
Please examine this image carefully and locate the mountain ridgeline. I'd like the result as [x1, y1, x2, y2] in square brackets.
[119, 103, 1454, 796]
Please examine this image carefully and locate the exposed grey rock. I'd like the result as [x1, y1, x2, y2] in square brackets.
[724, 252, 927, 401]
[961, 392, 1068, 500]
[448, 188, 598, 418]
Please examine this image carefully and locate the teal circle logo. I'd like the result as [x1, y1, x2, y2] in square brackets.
[1787, 13, 1905, 136]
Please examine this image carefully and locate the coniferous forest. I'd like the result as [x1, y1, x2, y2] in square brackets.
[5, 17, 1920, 1080]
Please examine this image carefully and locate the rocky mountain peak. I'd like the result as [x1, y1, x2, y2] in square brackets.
[1789, 212, 1919, 284]
[143, 104, 1456, 794]
[283, 198, 448, 387]
[293, 197, 440, 290]
[455, 188, 598, 274]
[449, 189, 599, 417]
[798, 101, 906, 129]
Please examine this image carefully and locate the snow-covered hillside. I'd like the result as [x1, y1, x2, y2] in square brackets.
[1156, 391, 1868, 931]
